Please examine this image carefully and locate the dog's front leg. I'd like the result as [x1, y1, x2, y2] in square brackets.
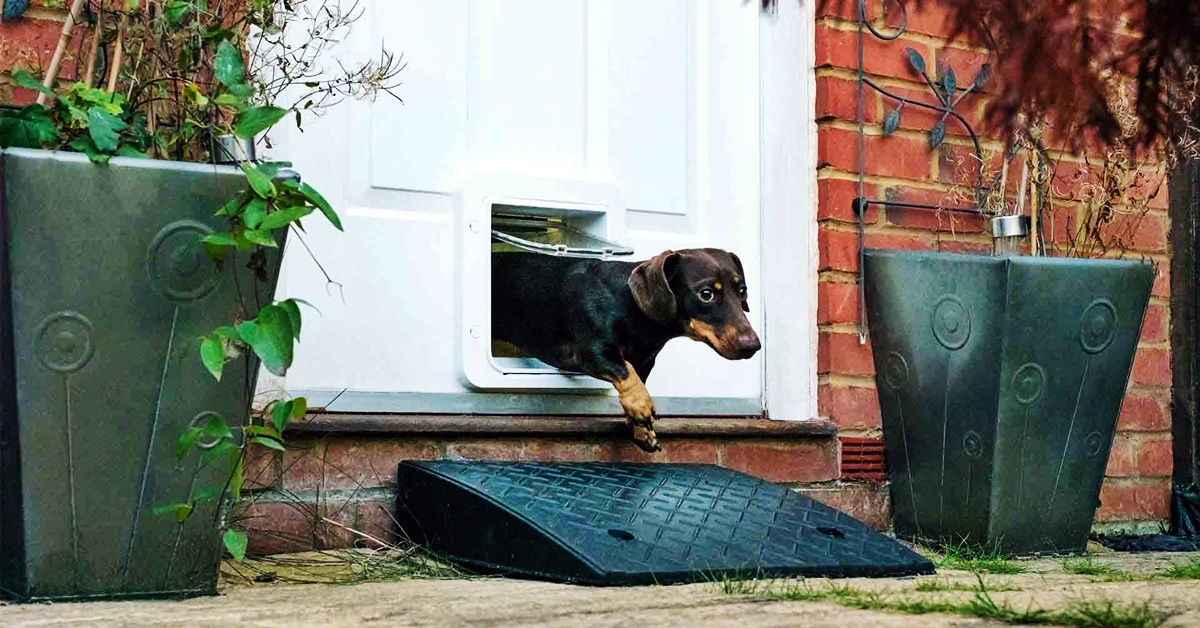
[610, 360, 660, 453]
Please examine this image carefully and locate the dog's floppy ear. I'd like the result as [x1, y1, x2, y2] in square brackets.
[629, 250, 681, 323]
[729, 251, 750, 312]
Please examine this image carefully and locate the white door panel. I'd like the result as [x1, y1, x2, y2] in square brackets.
[271, 0, 764, 414]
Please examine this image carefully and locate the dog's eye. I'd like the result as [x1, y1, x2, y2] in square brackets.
[698, 288, 716, 303]
[737, 285, 747, 299]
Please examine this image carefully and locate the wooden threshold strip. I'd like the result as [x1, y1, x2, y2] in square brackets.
[288, 415, 839, 439]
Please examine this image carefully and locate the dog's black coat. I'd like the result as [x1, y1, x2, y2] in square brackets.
[491, 252, 674, 383]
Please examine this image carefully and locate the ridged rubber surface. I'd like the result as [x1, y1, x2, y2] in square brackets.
[394, 461, 934, 585]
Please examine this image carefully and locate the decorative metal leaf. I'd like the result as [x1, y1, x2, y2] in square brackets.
[904, 48, 926, 75]
[929, 119, 947, 149]
[882, 108, 901, 136]
[973, 63, 992, 89]
[942, 67, 958, 96]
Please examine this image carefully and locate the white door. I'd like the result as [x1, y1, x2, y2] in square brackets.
[268, 0, 767, 415]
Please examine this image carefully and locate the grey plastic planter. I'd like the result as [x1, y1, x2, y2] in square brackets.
[0, 148, 284, 601]
[863, 249, 1154, 555]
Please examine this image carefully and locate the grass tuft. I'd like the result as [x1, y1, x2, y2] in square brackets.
[1061, 556, 1134, 581]
[1160, 558, 1200, 580]
[933, 539, 1029, 574]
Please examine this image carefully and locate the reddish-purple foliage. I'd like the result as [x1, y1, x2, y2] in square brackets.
[809, 0, 1200, 151]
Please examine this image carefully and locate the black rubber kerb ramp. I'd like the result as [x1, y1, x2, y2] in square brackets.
[393, 461, 934, 585]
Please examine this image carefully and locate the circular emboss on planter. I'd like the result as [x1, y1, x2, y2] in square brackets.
[1084, 431, 1104, 457]
[147, 220, 218, 303]
[188, 411, 234, 450]
[1012, 363, 1046, 405]
[882, 352, 910, 390]
[1079, 299, 1117, 354]
[931, 295, 971, 350]
[34, 311, 95, 373]
[962, 430, 983, 460]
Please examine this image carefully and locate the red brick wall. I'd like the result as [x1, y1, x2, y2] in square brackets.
[815, 1, 1173, 528]
[0, 2, 84, 105]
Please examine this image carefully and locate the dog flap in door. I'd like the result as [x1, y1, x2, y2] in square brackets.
[457, 175, 632, 392]
[491, 211, 634, 259]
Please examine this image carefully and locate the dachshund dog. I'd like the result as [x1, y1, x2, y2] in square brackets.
[492, 248, 761, 452]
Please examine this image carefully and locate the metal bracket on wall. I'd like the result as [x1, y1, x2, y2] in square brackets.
[853, 0, 994, 343]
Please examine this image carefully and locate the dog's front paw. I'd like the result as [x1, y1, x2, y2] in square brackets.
[628, 417, 661, 453]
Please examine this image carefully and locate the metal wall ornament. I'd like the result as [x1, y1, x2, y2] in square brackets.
[853, 0, 998, 341]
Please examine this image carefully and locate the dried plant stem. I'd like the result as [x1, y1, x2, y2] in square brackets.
[1015, 156, 1030, 218]
[83, 8, 105, 88]
[1030, 150, 1041, 256]
[37, 0, 88, 104]
[106, 13, 130, 93]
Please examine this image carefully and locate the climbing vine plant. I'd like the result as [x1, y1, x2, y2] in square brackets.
[0, 0, 401, 559]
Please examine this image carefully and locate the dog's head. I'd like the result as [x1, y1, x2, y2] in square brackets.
[629, 248, 761, 360]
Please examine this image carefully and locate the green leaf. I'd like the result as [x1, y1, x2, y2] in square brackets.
[245, 425, 282, 440]
[229, 83, 255, 99]
[201, 439, 236, 466]
[214, 325, 241, 343]
[229, 452, 244, 502]
[214, 40, 246, 88]
[904, 47, 927, 75]
[152, 502, 195, 522]
[115, 145, 148, 158]
[176, 425, 202, 460]
[234, 106, 287, 139]
[215, 194, 247, 217]
[250, 436, 286, 451]
[279, 299, 302, 341]
[291, 396, 308, 420]
[201, 232, 238, 247]
[243, 229, 278, 247]
[223, 529, 248, 560]
[70, 83, 127, 112]
[241, 163, 277, 198]
[69, 136, 110, 164]
[183, 83, 209, 108]
[192, 484, 225, 504]
[243, 198, 267, 229]
[201, 337, 225, 381]
[259, 204, 313, 230]
[201, 414, 234, 443]
[0, 105, 59, 149]
[214, 93, 244, 107]
[270, 399, 293, 432]
[88, 107, 127, 152]
[10, 69, 54, 97]
[238, 304, 294, 376]
[164, 0, 191, 25]
[174, 502, 195, 522]
[283, 180, 341, 230]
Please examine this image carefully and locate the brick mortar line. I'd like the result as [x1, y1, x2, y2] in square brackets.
[822, 374, 877, 388]
[820, 118, 1004, 152]
[13, 7, 68, 21]
[820, 219, 991, 241]
[816, 16, 990, 52]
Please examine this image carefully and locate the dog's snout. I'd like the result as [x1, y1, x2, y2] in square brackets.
[735, 329, 761, 359]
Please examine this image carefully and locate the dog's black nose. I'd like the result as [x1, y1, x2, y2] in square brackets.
[736, 331, 761, 359]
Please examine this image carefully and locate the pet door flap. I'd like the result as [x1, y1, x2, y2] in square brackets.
[491, 214, 634, 259]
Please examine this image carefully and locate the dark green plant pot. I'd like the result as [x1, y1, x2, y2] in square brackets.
[0, 148, 284, 601]
[863, 249, 1154, 555]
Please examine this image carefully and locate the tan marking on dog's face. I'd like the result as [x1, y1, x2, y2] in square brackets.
[684, 319, 743, 359]
[611, 361, 660, 452]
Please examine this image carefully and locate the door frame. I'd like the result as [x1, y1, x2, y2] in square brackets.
[760, 0, 819, 421]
